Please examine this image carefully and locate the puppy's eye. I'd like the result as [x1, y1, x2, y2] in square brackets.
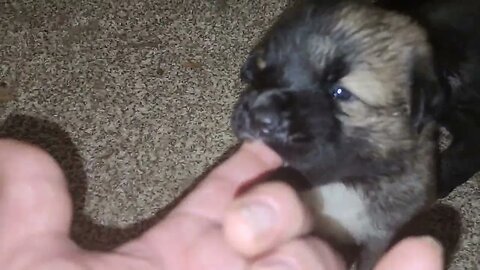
[329, 86, 352, 101]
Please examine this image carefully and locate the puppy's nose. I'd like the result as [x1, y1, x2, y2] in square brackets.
[249, 91, 286, 135]
[250, 106, 280, 135]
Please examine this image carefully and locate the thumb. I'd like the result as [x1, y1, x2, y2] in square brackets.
[0, 140, 72, 249]
[375, 236, 444, 270]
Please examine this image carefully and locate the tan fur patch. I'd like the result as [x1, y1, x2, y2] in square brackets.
[308, 36, 338, 69]
[340, 70, 392, 106]
[315, 4, 434, 156]
[256, 57, 267, 70]
[330, 3, 430, 107]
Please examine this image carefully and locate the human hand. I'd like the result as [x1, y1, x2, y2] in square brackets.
[0, 139, 443, 270]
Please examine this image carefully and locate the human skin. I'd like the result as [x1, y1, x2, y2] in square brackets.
[0, 139, 443, 270]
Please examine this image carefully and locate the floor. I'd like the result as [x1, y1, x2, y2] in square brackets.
[0, 0, 478, 268]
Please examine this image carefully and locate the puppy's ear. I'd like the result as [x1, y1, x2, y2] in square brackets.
[240, 51, 266, 84]
[240, 49, 280, 89]
[410, 48, 445, 132]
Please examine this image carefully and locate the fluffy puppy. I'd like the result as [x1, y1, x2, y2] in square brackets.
[374, 0, 480, 198]
[231, 1, 444, 269]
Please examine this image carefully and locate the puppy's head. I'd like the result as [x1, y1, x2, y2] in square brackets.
[231, 2, 443, 176]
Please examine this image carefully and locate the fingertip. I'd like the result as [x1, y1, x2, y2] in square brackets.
[241, 141, 283, 168]
[224, 195, 279, 257]
[0, 139, 67, 187]
[224, 182, 312, 257]
[375, 236, 444, 270]
[0, 139, 72, 243]
[173, 141, 283, 222]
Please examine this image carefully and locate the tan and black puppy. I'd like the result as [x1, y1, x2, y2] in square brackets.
[375, 0, 480, 198]
[231, 1, 446, 269]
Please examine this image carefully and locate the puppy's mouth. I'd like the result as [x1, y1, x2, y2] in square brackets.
[231, 90, 312, 145]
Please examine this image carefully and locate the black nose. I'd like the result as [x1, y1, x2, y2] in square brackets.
[250, 105, 280, 135]
[248, 91, 287, 135]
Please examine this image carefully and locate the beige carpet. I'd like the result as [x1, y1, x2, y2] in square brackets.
[0, 0, 478, 268]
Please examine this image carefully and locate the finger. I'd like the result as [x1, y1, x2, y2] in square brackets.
[184, 225, 246, 270]
[224, 182, 313, 257]
[0, 139, 72, 249]
[250, 237, 346, 270]
[174, 141, 282, 222]
[116, 141, 281, 260]
[375, 236, 444, 270]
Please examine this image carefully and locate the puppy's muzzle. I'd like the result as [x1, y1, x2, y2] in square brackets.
[232, 89, 291, 142]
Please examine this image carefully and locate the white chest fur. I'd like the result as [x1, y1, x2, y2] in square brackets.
[301, 183, 382, 244]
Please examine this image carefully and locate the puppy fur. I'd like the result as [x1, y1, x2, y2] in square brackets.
[374, 0, 480, 197]
[230, 0, 480, 268]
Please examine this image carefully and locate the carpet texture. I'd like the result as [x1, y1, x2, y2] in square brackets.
[0, 0, 478, 268]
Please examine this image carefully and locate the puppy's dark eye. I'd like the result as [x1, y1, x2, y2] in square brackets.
[329, 86, 352, 101]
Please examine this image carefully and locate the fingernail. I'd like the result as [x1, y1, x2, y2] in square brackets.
[253, 259, 295, 270]
[239, 201, 276, 239]
[419, 236, 443, 254]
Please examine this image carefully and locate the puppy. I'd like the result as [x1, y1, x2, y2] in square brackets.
[373, 0, 480, 198]
[230, 1, 459, 269]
